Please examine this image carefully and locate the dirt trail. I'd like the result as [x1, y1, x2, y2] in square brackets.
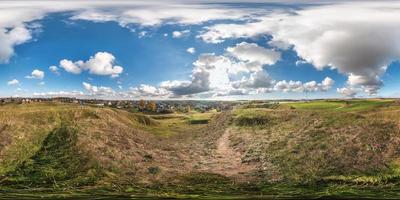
[199, 127, 257, 179]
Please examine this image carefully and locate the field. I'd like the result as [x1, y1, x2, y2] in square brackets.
[1, 99, 400, 199]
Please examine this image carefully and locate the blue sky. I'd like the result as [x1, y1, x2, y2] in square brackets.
[1, 1, 399, 99]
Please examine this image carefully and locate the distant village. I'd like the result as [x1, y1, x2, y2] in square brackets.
[0, 97, 238, 113]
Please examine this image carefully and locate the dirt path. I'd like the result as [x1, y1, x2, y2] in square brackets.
[199, 128, 257, 179]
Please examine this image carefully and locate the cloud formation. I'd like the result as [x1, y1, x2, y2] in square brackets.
[60, 52, 123, 77]
[172, 30, 190, 38]
[128, 84, 170, 97]
[7, 79, 19, 86]
[25, 69, 45, 80]
[187, 47, 196, 54]
[199, 2, 400, 96]
[0, 1, 265, 64]
[273, 77, 334, 93]
[49, 65, 60, 75]
[82, 82, 115, 96]
[226, 42, 281, 68]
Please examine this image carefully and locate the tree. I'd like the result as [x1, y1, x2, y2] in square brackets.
[139, 99, 146, 110]
[147, 101, 157, 112]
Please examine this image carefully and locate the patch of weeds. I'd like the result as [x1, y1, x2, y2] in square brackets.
[142, 154, 153, 162]
[148, 167, 160, 175]
[235, 114, 273, 127]
[81, 110, 100, 119]
[188, 119, 209, 124]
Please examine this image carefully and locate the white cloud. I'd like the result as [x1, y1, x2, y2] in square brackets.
[33, 90, 84, 97]
[273, 77, 334, 93]
[320, 77, 335, 91]
[59, 59, 82, 74]
[128, 84, 170, 97]
[0, 26, 32, 63]
[187, 47, 196, 54]
[7, 79, 19, 86]
[172, 30, 190, 38]
[25, 69, 44, 79]
[198, 19, 272, 43]
[213, 88, 250, 97]
[138, 31, 148, 38]
[337, 87, 357, 98]
[71, 4, 261, 27]
[274, 80, 303, 93]
[199, 2, 400, 95]
[0, 1, 94, 63]
[226, 42, 280, 66]
[232, 71, 273, 89]
[0, 1, 264, 64]
[60, 52, 123, 77]
[82, 82, 115, 96]
[49, 65, 60, 75]
[295, 60, 307, 66]
[39, 81, 45, 86]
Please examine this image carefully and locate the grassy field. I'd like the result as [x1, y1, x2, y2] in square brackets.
[1, 100, 400, 199]
[286, 99, 395, 111]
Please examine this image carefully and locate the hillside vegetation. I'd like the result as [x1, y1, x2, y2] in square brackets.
[1, 100, 400, 198]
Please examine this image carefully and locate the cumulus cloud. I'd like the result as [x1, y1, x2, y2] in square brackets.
[128, 84, 170, 97]
[226, 42, 280, 68]
[232, 71, 273, 89]
[337, 87, 357, 98]
[172, 30, 190, 38]
[7, 79, 19, 86]
[157, 41, 299, 97]
[60, 52, 123, 77]
[199, 2, 400, 95]
[0, 1, 264, 64]
[187, 47, 196, 54]
[82, 82, 115, 96]
[0, 26, 32, 63]
[273, 77, 334, 93]
[198, 19, 272, 43]
[49, 65, 60, 75]
[25, 69, 44, 79]
[0, 1, 95, 63]
[213, 88, 250, 97]
[59, 59, 81, 74]
[160, 71, 210, 96]
[159, 53, 236, 96]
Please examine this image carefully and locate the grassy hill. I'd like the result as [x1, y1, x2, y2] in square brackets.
[1, 100, 400, 198]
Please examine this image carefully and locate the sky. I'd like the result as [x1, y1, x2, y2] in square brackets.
[1, 0, 400, 100]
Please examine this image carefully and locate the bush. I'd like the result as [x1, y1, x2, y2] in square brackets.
[235, 115, 271, 126]
[148, 166, 160, 175]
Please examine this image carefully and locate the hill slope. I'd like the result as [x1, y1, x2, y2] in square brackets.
[1, 100, 400, 198]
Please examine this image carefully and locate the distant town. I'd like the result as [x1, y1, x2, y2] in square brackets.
[0, 97, 240, 113]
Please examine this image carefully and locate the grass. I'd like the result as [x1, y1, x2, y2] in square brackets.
[1, 100, 400, 198]
[286, 99, 394, 112]
[230, 101, 400, 184]
[140, 111, 216, 136]
[2, 124, 102, 188]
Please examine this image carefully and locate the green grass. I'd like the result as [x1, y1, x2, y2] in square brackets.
[2, 124, 102, 188]
[140, 111, 216, 136]
[287, 99, 394, 112]
[286, 100, 344, 110]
